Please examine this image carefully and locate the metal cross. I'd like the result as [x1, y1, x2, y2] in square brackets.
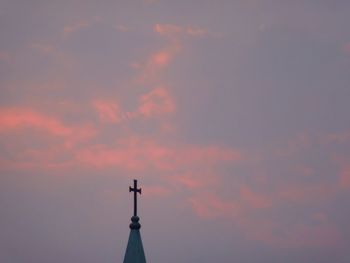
[129, 179, 141, 216]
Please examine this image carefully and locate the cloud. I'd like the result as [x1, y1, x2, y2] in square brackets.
[186, 27, 208, 37]
[342, 42, 350, 55]
[339, 165, 350, 189]
[154, 24, 208, 38]
[0, 108, 71, 136]
[31, 43, 73, 68]
[31, 43, 56, 54]
[189, 188, 342, 248]
[276, 223, 342, 248]
[115, 24, 130, 32]
[143, 185, 172, 197]
[239, 185, 272, 209]
[189, 194, 239, 219]
[184, 131, 350, 248]
[322, 130, 350, 144]
[151, 51, 171, 67]
[0, 107, 96, 146]
[144, 0, 160, 4]
[138, 87, 176, 118]
[0, 51, 13, 63]
[172, 173, 204, 189]
[139, 23, 208, 84]
[74, 136, 241, 172]
[63, 20, 89, 34]
[75, 143, 145, 171]
[93, 100, 123, 123]
[154, 24, 182, 37]
[135, 47, 180, 85]
[92, 89, 176, 124]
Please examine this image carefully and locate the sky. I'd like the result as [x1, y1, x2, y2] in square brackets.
[1, 0, 350, 262]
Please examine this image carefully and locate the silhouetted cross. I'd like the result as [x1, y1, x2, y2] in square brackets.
[129, 179, 141, 216]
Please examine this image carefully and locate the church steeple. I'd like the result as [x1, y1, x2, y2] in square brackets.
[123, 180, 147, 263]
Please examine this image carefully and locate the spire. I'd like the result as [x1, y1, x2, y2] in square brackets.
[123, 180, 147, 263]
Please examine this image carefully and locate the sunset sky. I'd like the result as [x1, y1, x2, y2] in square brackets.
[1, 1, 350, 262]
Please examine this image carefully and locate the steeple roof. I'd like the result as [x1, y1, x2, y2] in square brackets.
[123, 180, 147, 263]
[123, 216, 146, 263]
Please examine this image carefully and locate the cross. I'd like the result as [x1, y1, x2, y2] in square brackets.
[129, 179, 141, 216]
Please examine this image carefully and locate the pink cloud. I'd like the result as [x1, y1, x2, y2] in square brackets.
[171, 170, 221, 191]
[0, 107, 96, 145]
[294, 164, 314, 177]
[93, 100, 123, 123]
[154, 24, 208, 38]
[0, 51, 13, 63]
[138, 87, 176, 118]
[74, 135, 242, 173]
[274, 132, 311, 157]
[338, 165, 350, 189]
[173, 174, 203, 189]
[0, 108, 71, 136]
[245, 220, 342, 248]
[277, 182, 336, 204]
[342, 42, 350, 55]
[189, 194, 239, 219]
[63, 20, 89, 34]
[239, 185, 272, 209]
[282, 223, 342, 248]
[75, 141, 147, 171]
[186, 27, 208, 37]
[189, 189, 342, 248]
[0, 137, 77, 172]
[154, 24, 182, 36]
[31, 43, 56, 54]
[143, 185, 172, 197]
[323, 130, 350, 144]
[115, 24, 129, 32]
[151, 51, 171, 67]
[31, 43, 73, 68]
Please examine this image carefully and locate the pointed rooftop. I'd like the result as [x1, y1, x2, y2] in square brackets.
[123, 180, 147, 263]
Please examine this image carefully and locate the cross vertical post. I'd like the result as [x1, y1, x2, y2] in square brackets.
[129, 179, 141, 216]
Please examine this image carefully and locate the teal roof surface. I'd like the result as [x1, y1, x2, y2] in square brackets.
[123, 216, 146, 263]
